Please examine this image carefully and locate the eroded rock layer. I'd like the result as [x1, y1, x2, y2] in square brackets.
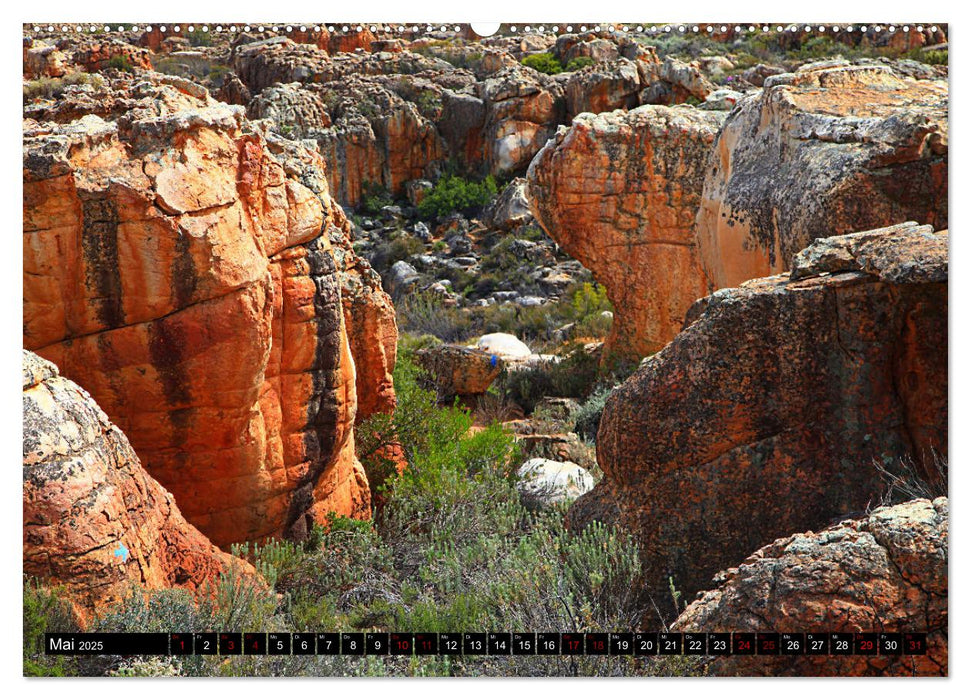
[568, 224, 947, 620]
[674, 498, 948, 676]
[23, 351, 259, 620]
[23, 73, 397, 546]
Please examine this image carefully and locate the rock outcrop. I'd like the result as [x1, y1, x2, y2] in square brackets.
[527, 105, 726, 360]
[23, 351, 259, 620]
[23, 73, 397, 546]
[568, 224, 947, 620]
[674, 498, 948, 676]
[695, 61, 948, 290]
[415, 344, 503, 399]
[530, 61, 947, 361]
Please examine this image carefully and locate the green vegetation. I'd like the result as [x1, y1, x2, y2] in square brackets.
[23, 582, 79, 676]
[564, 56, 596, 71]
[417, 175, 498, 220]
[415, 89, 443, 116]
[28, 340, 673, 676]
[369, 234, 424, 272]
[521, 52, 597, 75]
[396, 281, 615, 352]
[521, 52, 564, 75]
[187, 29, 213, 47]
[106, 55, 135, 73]
[360, 181, 395, 216]
[23, 72, 104, 101]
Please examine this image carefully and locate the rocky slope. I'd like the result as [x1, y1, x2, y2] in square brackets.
[23, 351, 259, 620]
[23, 72, 397, 546]
[568, 223, 947, 620]
[674, 498, 948, 676]
[527, 105, 725, 359]
[225, 36, 717, 208]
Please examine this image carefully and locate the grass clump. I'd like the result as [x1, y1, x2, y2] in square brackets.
[23, 72, 105, 101]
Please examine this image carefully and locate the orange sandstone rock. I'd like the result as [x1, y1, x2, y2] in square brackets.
[527, 105, 726, 360]
[674, 498, 948, 676]
[695, 62, 948, 290]
[23, 74, 395, 547]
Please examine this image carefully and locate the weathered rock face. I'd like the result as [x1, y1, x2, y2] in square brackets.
[415, 344, 503, 399]
[569, 224, 947, 621]
[674, 498, 948, 676]
[23, 38, 68, 79]
[564, 59, 641, 118]
[23, 73, 396, 546]
[527, 105, 726, 360]
[260, 129, 399, 424]
[23, 351, 259, 620]
[314, 79, 446, 206]
[480, 65, 565, 175]
[696, 62, 948, 290]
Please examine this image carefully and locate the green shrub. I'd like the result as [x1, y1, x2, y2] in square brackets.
[360, 181, 394, 215]
[521, 52, 563, 75]
[368, 234, 423, 272]
[106, 55, 134, 73]
[564, 56, 596, 71]
[417, 174, 498, 220]
[573, 384, 613, 442]
[415, 90, 442, 116]
[923, 49, 948, 65]
[187, 29, 213, 47]
[23, 581, 79, 676]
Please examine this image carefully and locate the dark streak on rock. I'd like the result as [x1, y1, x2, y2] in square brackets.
[79, 191, 125, 329]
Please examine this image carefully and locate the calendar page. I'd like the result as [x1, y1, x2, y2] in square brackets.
[22, 16, 948, 679]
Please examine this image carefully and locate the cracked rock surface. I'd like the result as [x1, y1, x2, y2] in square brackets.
[674, 498, 948, 676]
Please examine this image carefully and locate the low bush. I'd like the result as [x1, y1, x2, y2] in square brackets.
[360, 181, 394, 216]
[367, 234, 424, 273]
[23, 72, 104, 101]
[564, 56, 596, 71]
[396, 291, 475, 343]
[417, 175, 498, 220]
[106, 55, 135, 73]
[521, 52, 563, 75]
[23, 581, 79, 676]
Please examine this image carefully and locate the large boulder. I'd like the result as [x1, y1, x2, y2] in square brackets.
[474, 332, 532, 360]
[564, 58, 641, 117]
[23, 351, 260, 621]
[23, 73, 396, 546]
[516, 458, 594, 509]
[674, 498, 948, 676]
[569, 224, 947, 620]
[695, 62, 948, 290]
[527, 105, 726, 360]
